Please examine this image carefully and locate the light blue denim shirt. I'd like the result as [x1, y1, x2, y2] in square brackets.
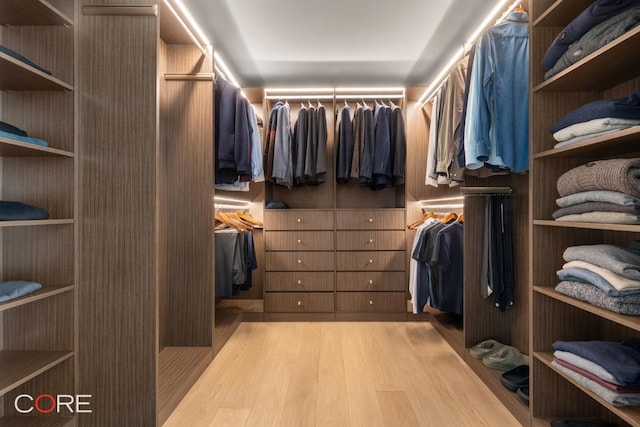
[464, 12, 529, 173]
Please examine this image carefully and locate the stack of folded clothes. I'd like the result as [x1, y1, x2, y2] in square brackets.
[556, 241, 640, 315]
[0, 280, 42, 303]
[552, 340, 640, 406]
[542, 0, 640, 80]
[549, 93, 640, 149]
[554, 158, 640, 224]
[0, 120, 49, 147]
[0, 201, 49, 221]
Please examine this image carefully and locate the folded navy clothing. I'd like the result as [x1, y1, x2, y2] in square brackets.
[0, 44, 52, 75]
[0, 201, 49, 221]
[0, 281, 42, 303]
[545, 6, 640, 79]
[265, 201, 289, 209]
[552, 340, 640, 386]
[0, 130, 49, 147]
[0, 121, 28, 137]
[550, 92, 640, 133]
[542, 0, 640, 70]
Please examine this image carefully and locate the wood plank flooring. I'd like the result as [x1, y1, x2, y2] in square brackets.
[164, 322, 521, 427]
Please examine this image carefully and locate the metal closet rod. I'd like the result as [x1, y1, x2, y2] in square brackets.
[460, 186, 512, 196]
[336, 94, 404, 99]
[265, 95, 335, 100]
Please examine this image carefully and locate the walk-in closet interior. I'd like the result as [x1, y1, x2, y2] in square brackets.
[2, 0, 640, 425]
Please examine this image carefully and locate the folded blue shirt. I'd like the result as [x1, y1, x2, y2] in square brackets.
[0, 129, 49, 147]
[553, 340, 640, 386]
[542, 0, 640, 69]
[0, 121, 28, 137]
[0, 281, 42, 303]
[0, 44, 52, 75]
[0, 201, 49, 221]
[550, 92, 640, 133]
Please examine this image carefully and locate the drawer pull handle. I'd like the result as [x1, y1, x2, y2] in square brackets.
[369, 218, 373, 222]
[297, 300, 302, 306]
[369, 239, 374, 243]
[297, 239, 302, 244]
[369, 259, 374, 264]
[297, 280, 302, 284]
[297, 218, 302, 223]
[369, 300, 373, 305]
[369, 280, 373, 284]
[297, 259, 302, 264]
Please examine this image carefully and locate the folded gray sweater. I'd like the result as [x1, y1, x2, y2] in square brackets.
[557, 158, 640, 197]
[564, 243, 640, 280]
[556, 281, 640, 315]
[556, 190, 640, 207]
[553, 202, 639, 218]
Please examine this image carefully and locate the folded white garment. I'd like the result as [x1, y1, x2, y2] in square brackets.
[556, 211, 640, 224]
[553, 118, 640, 142]
[564, 260, 640, 291]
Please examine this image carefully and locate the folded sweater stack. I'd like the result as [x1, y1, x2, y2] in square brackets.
[553, 158, 640, 224]
[552, 340, 640, 406]
[555, 241, 640, 315]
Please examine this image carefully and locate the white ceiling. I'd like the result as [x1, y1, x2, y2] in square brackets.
[184, 0, 499, 87]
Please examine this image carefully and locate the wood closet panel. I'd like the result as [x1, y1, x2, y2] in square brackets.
[336, 251, 405, 272]
[265, 251, 334, 272]
[265, 272, 334, 292]
[161, 44, 214, 348]
[335, 209, 404, 230]
[265, 231, 334, 251]
[77, 12, 158, 426]
[265, 210, 334, 230]
[336, 272, 405, 292]
[336, 230, 405, 251]
[336, 292, 406, 312]
[264, 293, 334, 313]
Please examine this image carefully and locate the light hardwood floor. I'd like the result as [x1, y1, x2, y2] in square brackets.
[164, 322, 521, 427]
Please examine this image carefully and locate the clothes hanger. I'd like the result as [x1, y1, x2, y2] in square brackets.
[456, 213, 464, 224]
[440, 212, 458, 224]
[514, 3, 526, 13]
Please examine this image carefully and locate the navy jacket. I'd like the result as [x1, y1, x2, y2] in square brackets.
[550, 92, 640, 132]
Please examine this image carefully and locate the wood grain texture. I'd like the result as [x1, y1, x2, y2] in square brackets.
[336, 251, 405, 272]
[76, 12, 158, 426]
[161, 45, 214, 347]
[336, 292, 406, 313]
[335, 209, 405, 230]
[336, 230, 406, 251]
[0, 0, 73, 25]
[336, 272, 405, 292]
[159, 2, 193, 45]
[0, 350, 72, 395]
[265, 251, 334, 272]
[264, 210, 334, 231]
[166, 322, 521, 427]
[265, 231, 334, 251]
[533, 0, 593, 27]
[0, 137, 73, 157]
[377, 391, 420, 427]
[0, 285, 72, 313]
[265, 272, 334, 292]
[263, 293, 334, 313]
[0, 52, 72, 91]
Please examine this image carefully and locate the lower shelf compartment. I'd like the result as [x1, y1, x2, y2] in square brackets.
[0, 351, 73, 395]
[0, 416, 73, 427]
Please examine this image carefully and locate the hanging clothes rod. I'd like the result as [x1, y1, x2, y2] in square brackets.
[418, 195, 464, 204]
[421, 203, 464, 210]
[213, 196, 251, 206]
[461, 186, 512, 196]
[265, 95, 334, 100]
[336, 94, 404, 100]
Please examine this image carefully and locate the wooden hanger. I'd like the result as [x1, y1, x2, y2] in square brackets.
[514, 3, 526, 13]
[440, 212, 458, 224]
[456, 213, 464, 224]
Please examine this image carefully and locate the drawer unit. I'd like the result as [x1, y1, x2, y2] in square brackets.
[266, 231, 334, 251]
[265, 272, 334, 292]
[336, 292, 406, 312]
[335, 209, 404, 230]
[265, 210, 334, 231]
[336, 230, 405, 251]
[336, 251, 405, 271]
[336, 272, 405, 292]
[264, 292, 334, 313]
[266, 251, 334, 271]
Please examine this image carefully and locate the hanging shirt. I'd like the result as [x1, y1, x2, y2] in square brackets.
[351, 106, 365, 180]
[464, 11, 529, 173]
[372, 103, 392, 189]
[316, 104, 328, 184]
[293, 106, 308, 185]
[337, 105, 353, 182]
[272, 103, 293, 188]
[264, 102, 283, 181]
[391, 105, 406, 186]
[304, 105, 318, 183]
[359, 105, 375, 186]
[431, 222, 464, 315]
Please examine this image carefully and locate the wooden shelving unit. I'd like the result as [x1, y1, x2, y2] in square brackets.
[0, 0, 76, 422]
[530, 0, 640, 425]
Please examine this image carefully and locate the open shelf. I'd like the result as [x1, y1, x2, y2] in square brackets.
[158, 347, 213, 425]
[534, 286, 640, 332]
[0, 219, 74, 228]
[533, 126, 640, 159]
[533, 26, 640, 93]
[535, 352, 640, 426]
[0, 136, 73, 158]
[0, 417, 73, 427]
[533, 220, 640, 233]
[0, 0, 73, 26]
[0, 351, 73, 395]
[0, 51, 73, 92]
[0, 285, 73, 313]
[159, 2, 196, 45]
[533, 0, 592, 27]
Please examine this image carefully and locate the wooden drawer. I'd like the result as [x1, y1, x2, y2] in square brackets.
[264, 292, 334, 313]
[336, 251, 405, 271]
[265, 272, 334, 292]
[266, 251, 334, 271]
[265, 210, 334, 230]
[266, 231, 334, 251]
[335, 210, 404, 230]
[336, 292, 406, 312]
[336, 272, 405, 291]
[336, 230, 405, 251]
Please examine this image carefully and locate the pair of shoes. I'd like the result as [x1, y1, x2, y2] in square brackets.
[482, 345, 529, 371]
[501, 365, 529, 391]
[470, 339, 504, 360]
[517, 385, 529, 406]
